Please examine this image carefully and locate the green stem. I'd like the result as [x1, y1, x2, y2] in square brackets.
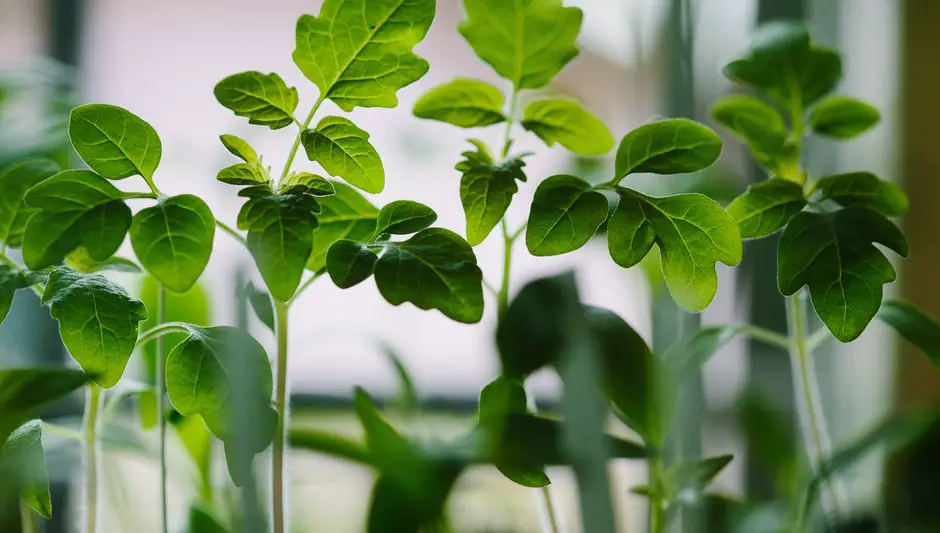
[272, 300, 290, 533]
[121, 191, 159, 200]
[215, 220, 247, 247]
[42, 422, 83, 441]
[649, 451, 666, 533]
[20, 500, 38, 533]
[737, 324, 792, 351]
[496, 219, 513, 319]
[83, 384, 101, 533]
[136, 322, 192, 348]
[501, 91, 518, 158]
[156, 284, 169, 533]
[279, 97, 325, 183]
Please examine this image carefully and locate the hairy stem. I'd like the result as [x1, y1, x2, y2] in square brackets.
[83, 384, 101, 533]
[156, 284, 169, 533]
[280, 97, 325, 182]
[272, 300, 290, 533]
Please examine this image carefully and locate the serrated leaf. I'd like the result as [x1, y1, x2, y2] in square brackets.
[242, 281, 275, 332]
[65, 248, 141, 274]
[42, 269, 148, 387]
[302, 116, 384, 194]
[292, 0, 434, 111]
[308, 182, 379, 271]
[130, 195, 215, 293]
[214, 71, 298, 130]
[809, 96, 880, 139]
[0, 159, 60, 247]
[217, 163, 268, 186]
[0, 265, 38, 325]
[326, 239, 379, 288]
[666, 455, 734, 495]
[461, 167, 518, 246]
[608, 189, 742, 312]
[413, 78, 506, 128]
[374, 201, 437, 236]
[280, 173, 334, 195]
[219, 134, 259, 164]
[0, 368, 91, 442]
[375, 228, 484, 323]
[778, 208, 909, 342]
[22, 169, 130, 269]
[2, 420, 51, 518]
[459, 0, 582, 90]
[815, 172, 908, 217]
[615, 119, 722, 180]
[727, 179, 807, 239]
[69, 104, 162, 180]
[525, 174, 607, 256]
[877, 300, 940, 371]
[522, 98, 613, 155]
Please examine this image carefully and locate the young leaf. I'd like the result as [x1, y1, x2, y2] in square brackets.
[2, 420, 51, 518]
[809, 96, 880, 139]
[459, 0, 582, 90]
[0, 159, 60, 248]
[727, 179, 807, 239]
[280, 173, 334, 195]
[877, 300, 940, 371]
[525, 174, 607, 256]
[666, 455, 734, 495]
[326, 239, 379, 288]
[130, 195, 215, 293]
[521, 98, 614, 155]
[814, 172, 908, 217]
[375, 228, 484, 323]
[0, 266, 39, 325]
[65, 249, 141, 274]
[22, 170, 131, 269]
[217, 163, 268, 186]
[69, 104, 162, 181]
[219, 134, 260, 164]
[711, 95, 787, 149]
[413, 78, 506, 128]
[458, 143, 527, 246]
[308, 182, 379, 272]
[778, 208, 909, 342]
[42, 269, 148, 388]
[608, 189, 742, 312]
[292, 0, 434, 111]
[242, 281, 275, 332]
[301, 116, 384, 194]
[0, 368, 91, 441]
[614, 119, 722, 180]
[214, 71, 298, 130]
[374, 201, 437, 236]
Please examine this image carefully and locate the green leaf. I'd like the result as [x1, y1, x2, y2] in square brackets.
[307, 182, 379, 272]
[374, 228, 484, 323]
[374, 201, 437, 236]
[139, 275, 210, 382]
[242, 281, 275, 332]
[42, 269, 148, 387]
[216, 163, 268, 186]
[65, 249, 141, 274]
[496, 275, 570, 378]
[877, 300, 940, 371]
[777, 208, 909, 342]
[292, 0, 434, 111]
[326, 239, 379, 289]
[22, 170, 131, 269]
[710, 95, 793, 174]
[302, 116, 385, 194]
[815, 172, 908, 217]
[280, 173, 334, 195]
[0, 265, 39, 325]
[525, 174, 607, 256]
[187, 505, 229, 533]
[521, 98, 614, 155]
[214, 71, 298, 130]
[458, 143, 527, 246]
[608, 189, 742, 312]
[664, 326, 742, 389]
[69, 104, 162, 181]
[2, 420, 51, 518]
[459, 0, 583, 90]
[0, 159, 60, 247]
[727, 179, 807, 239]
[219, 134, 260, 164]
[666, 455, 734, 495]
[130, 195, 215, 293]
[238, 190, 319, 301]
[413, 78, 506, 128]
[614, 119, 722, 180]
[0, 368, 91, 442]
[288, 427, 372, 466]
[477, 377, 550, 488]
[809, 96, 880, 139]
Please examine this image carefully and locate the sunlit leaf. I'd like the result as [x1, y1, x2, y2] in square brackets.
[727, 179, 806, 239]
[413, 78, 506, 128]
[525, 174, 607, 256]
[0, 159, 60, 248]
[614, 119, 722, 180]
[374, 201, 437, 236]
[302, 116, 384, 194]
[219, 134, 260, 164]
[214, 71, 298, 130]
[217, 163, 268, 186]
[307, 182, 378, 272]
[814, 172, 908, 217]
[69, 104, 162, 180]
[457, 142, 527, 246]
[522, 98, 613, 155]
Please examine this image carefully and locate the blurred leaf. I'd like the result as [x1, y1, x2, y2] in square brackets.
[302, 116, 384, 194]
[522, 98, 614, 155]
[288, 427, 372, 466]
[65, 248, 141, 274]
[665, 455, 734, 495]
[735, 391, 797, 499]
[413, 78, 506, 128]
[809, 96, 880, 139]
[240, 281, 274, 331]
[815, 172, 908, 217]
[0, 368, 91, 443]
[0, 265, 40, 326]
[307, 181, 378, 272]
[478, 377, 548, 488]
[187, 504, 229, 533]
[727, 180, 807, 239]
[525, 174, 607, 256]
[0, 158, 60, 247]
[877, 300, 940, 371]
[711, 95, 788, 159]
[69, 104, 162, 180]
[2, 420, 51, 518]
[614, 119, 722, 180]
[214, 72, 297, 130]
[379, 343, 420, 413]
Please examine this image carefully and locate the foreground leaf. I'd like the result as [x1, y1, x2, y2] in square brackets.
[478, 378, 549, 487]
[458, 143, 527, 245]
[727, 179, 806, 239]
[525, 174, 607, 256]
[877, 300, 940, 371]
[0, 159, 60, 247]
[614, 119, 722, 181]
[809, 96, 880, 139]
[219, 134, 260, 164]
[522, 98, 613, 155]
[814, 172, 908, 217]
[302, 116, 384, 194]
[326, 240, 379, 289]
[413, 78, 506, 128]
[69, 104, 162, 180]
[214, 71, 298, 130]
[307, 182, 378, 272]
[2, 420, 51, 518]
[0, 368, 91, 442]
[374, 201, 437, 236]
[0, 266, 39, 325]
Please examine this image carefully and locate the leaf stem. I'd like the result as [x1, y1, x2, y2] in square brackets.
[280, 96, 325, 183]
[156, 284, 169, 533]
[497, 218, 513, 319]
[20, 500, 38, 533]
[501, 90, 519, 159]
[215, 220, 247, 247]
[737, 324, 792, 351]
[288, 270, 324, 308]
[648, 451, 666, 533]
[121, 191, 159, 200]
[136, 321, 192, 348]
[272, 300, 290, 533]
[42, 421, 84, 440]
[83, 384, 101, 533]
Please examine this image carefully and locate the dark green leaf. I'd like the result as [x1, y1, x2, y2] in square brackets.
[815, 172, 908, 217]
[459, 0, 582, 90]
[0, 159, 60, 247]
[130, 195, 215, 293]
[214, 71, 298, 130]
[375, 228, 484, 323]
[877, 300, 940, 371]
[326, 239, 378, 288]
[242, 281, 275, 332]
[809, 96, 880, 139]
[522, 98, 614, 155]
[187, 505, 229, 533]
[525, 174, 607, 256]
[477, 378, 550, 488]
[0, 368, 91, 442]
[736, 391, 798, 499]
[65, 249, 141, 274]
[496, 275, 570, 378]
[457, 142, 527, 246]
[666, 455, 734, 496]
[308, 182, 378, 272]
[302, 116, 384, 193]
[293, 0, 434, 111]
[608, 189, 742, 312]
[280, 173, 334, 195]
[216, 163, 268, 186]
[219, 134, 259, 164]
[2, 420, 51, 518]
[614, 119, 722, 180]
[69, 104, 162, 180]
[0, 265, 38, 325]
[413, 78, 506, 128]
[374, 200, 437, 236]
[727, 179, 807, 239]
[778, 208, 908, 342]
[42, 269, 148, 388]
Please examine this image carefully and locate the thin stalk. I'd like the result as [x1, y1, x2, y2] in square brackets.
[648, 452, 666, 533]
[42, 422, 83, 441]
[215, 220, 247, 247]
[121, 191, 159, 200]
[156, 284, 169, 533]
[136, 322, 192, 348]
[288, 270, 324, 308]
[83, 384, 101, 533]
[536, 483, 563, 533]
[737, 324, 792, 351]
[20, 500, 38, 533]
[496, 218, 513, 319]
[272, 300, 290, 533]
[279, 97, 325, 182]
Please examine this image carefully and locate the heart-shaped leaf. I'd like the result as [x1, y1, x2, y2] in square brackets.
[69, 104, 162, 181]
[814, 172, 908, 217]
[302, 116, 384, 194]
[307, 182, 378, 272]
[525, 174, 607, 256]
[413, 78, 506, 128]
[219, 134, 260, 164]
[214, 71, 298, 130]
[522, 98, 614, 155]
[2, 420, 51, 518]
[809, 96, 880, 139]
[326, 239, 379, 289]
[374, 201, 437, 236]
[877, 300, 940, 371]
[615, 119, 722, 180]
[727, 179, 807, 239]
[0, 159, 60, 248]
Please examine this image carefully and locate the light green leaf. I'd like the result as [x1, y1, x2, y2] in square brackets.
[877, 300, 940, 371]
[280, 173, 334, 195]
[375, 228, 484, 323]
[307, 182, 379, 272]
[614, 119, 722, 180]
[459, 0, 583, 90]
[711, 95, 792, 173]
[777, 208, 908, 342]
[0, 266, 39, 326]
[413, 78, 506, 128]
[608, 189, 742, 312]
[216, 163, 268, 186]
[242, 281, 275, 332]
[42, 269, 148, 388]
[2, 420, 51, 518]
[69, 104, 162, 181]
[0, 368, 91, 443]
[374, 200, 437, 236]
[809, 96, 880, 139]
[525, 174, 607, 256]
[302, 116, 384, 194]
[292, 0, 434, 111]
[327, 239, 379, 289]
[130, 195, 215, 293]
[65, 248, 141, 274]
[22, 170, 131, 269]
[219, 134, 260, 164]
[727, 179, 807, 239]
[238, 190, 319, 301]
[522, 98, 613, 155]
[457, 142, 527, 246]
[214, 71, 298, 130]
[0, 159, 60, 247]
[814, 172, 908, 217]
